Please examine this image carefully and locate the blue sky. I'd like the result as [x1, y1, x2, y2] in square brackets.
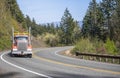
[17, 0, 101, 24]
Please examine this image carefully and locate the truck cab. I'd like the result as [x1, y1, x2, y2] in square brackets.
[11, 28, 32, 58]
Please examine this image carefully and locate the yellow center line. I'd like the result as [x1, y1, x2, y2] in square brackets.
[33, 52, 120, 75]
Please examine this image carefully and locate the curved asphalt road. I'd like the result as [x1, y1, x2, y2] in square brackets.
[0, 46, 120, 78]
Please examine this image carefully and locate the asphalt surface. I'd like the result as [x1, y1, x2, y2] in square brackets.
[0, 46, 120, 78]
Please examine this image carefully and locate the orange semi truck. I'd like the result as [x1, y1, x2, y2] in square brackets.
[11, 27, 32, 58]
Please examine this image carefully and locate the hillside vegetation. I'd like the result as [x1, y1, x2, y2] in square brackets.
[0, 0, 25, 51]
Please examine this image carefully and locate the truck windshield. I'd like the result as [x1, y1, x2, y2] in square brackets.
[15, 37, 28, 40]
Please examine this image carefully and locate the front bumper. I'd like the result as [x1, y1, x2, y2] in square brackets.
[11, 50, 32, 55]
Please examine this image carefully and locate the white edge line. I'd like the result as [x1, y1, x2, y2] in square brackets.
[0, 52, 52, 78]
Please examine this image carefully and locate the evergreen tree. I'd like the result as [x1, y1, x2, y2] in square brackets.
[82, 10, 92, 37]
[111, 0, 120, 47]
[25, 15, 31, 28]
[73, 21, 81, 41]
[31, 18, 38, 37]
[101, 0, 116, 40]
[60, 8, 79, 45]
[82, 0, 104, 40]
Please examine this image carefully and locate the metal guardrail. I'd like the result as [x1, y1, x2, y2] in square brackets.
[75, 51, 120, 64]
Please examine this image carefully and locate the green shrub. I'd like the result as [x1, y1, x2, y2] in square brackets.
[105, 38, 118, 55]
[42, 33, 59, 47]
[93, 39, 106, 54]
[72, 38, 95, 54]
[72, 38, 119, 55]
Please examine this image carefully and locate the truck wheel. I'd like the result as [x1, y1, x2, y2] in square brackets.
[11, 54, 14, 57]
[28, 54, 32, 58]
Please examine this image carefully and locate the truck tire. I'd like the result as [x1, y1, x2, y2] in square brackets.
[28, 54, 32, 58]
[11, 54, 14, 57]
[10, 51, 14, 57]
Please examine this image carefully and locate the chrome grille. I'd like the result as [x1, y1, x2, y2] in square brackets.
[17, 41, 28, 51]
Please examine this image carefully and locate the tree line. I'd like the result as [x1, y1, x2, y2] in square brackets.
[24, 0, 120, 50]
[24, 8, 81, 46]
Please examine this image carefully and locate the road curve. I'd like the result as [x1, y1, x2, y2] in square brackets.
[0, 46, 120, 78]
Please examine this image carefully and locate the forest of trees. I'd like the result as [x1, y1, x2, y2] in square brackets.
[82, 0, 120, 42]
[82, 1, 119, 45]
[74, 0, 120, 55]
[0, 0, 120, 55]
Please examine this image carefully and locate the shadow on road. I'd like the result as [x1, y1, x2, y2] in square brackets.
[7, 52, 29, 58]
[0, 72, 21, 78]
